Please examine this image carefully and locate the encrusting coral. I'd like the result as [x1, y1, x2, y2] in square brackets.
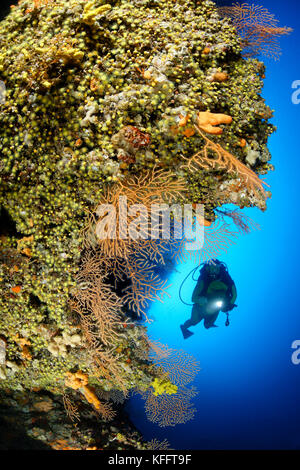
[0, 0, 288, 449]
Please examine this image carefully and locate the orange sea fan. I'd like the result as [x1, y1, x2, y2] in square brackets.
[141, 385, 198, 427]
[121, 261, 171, 322]
[147, 438, 172, 450]
[70, 252, 130, 393]
[62, 393, 80, 423]
[135, 338, 200, 427]
[219, 2, 292, 59]
[73, 252, 125, 347]
[182, 127, 269, 200]
[148, 340, 201, 387]
[216, 208, 260, 235]
[170, 217, 238, 266]
[81, 169, 189, 322]
[87, 168, 187, 261]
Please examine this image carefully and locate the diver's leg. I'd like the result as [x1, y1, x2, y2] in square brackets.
[181, 304, 204, 338]
[183, 304, 204, 328]
[182, 318, 195, 329]
[204, 312, 219, 329]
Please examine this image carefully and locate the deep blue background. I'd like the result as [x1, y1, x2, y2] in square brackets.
[127, 0, 300, 449]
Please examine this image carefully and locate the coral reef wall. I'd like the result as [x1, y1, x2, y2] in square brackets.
[0, 0, 277, 449]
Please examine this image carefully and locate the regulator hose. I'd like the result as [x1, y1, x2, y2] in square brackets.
[178, 264, 203, 306]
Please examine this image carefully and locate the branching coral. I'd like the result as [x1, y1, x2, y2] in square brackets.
[70, 252, 129, 392]
[90, 168, 187, 259]
[81, 160, 246, 320]
[183, 127, 269, 200]
[219, 2, 292, 59]
[215, 208, 260, 235]
[81, 168, 188, 321]
[134, 339, 200, 427]
[142, 385, 198, 427]
[148, 340, 201, 387]
[120, 255, 171, 322]
[72, 252, 125, 347]
[62, 393, 80, 423]
[147, 438, 172, 450]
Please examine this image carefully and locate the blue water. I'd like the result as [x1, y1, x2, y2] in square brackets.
[126, 0, 300, 450]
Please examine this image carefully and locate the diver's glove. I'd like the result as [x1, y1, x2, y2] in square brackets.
[222, 303, 237, 312]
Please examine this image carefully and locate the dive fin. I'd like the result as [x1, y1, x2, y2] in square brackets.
[180, 325, 194, 339]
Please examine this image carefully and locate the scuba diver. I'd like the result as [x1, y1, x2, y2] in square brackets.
[180, 259, 237, 339]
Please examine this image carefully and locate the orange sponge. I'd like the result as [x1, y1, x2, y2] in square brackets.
[197, 111, 232, 135]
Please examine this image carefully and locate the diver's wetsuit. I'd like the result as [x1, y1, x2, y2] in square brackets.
[187, 303, 219, 329]
[183, 268, 237, 330]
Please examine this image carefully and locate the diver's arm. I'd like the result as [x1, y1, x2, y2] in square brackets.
[223, 283, 237, 311]
[230, 284, 237, 304]
[191, 279, 205, 304]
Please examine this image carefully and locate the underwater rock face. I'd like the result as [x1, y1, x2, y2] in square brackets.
[0, 0, 276, 449]
[0, 0, 274, 208]
[0, 338, 6, 380]
[0, 389, 149, 450]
